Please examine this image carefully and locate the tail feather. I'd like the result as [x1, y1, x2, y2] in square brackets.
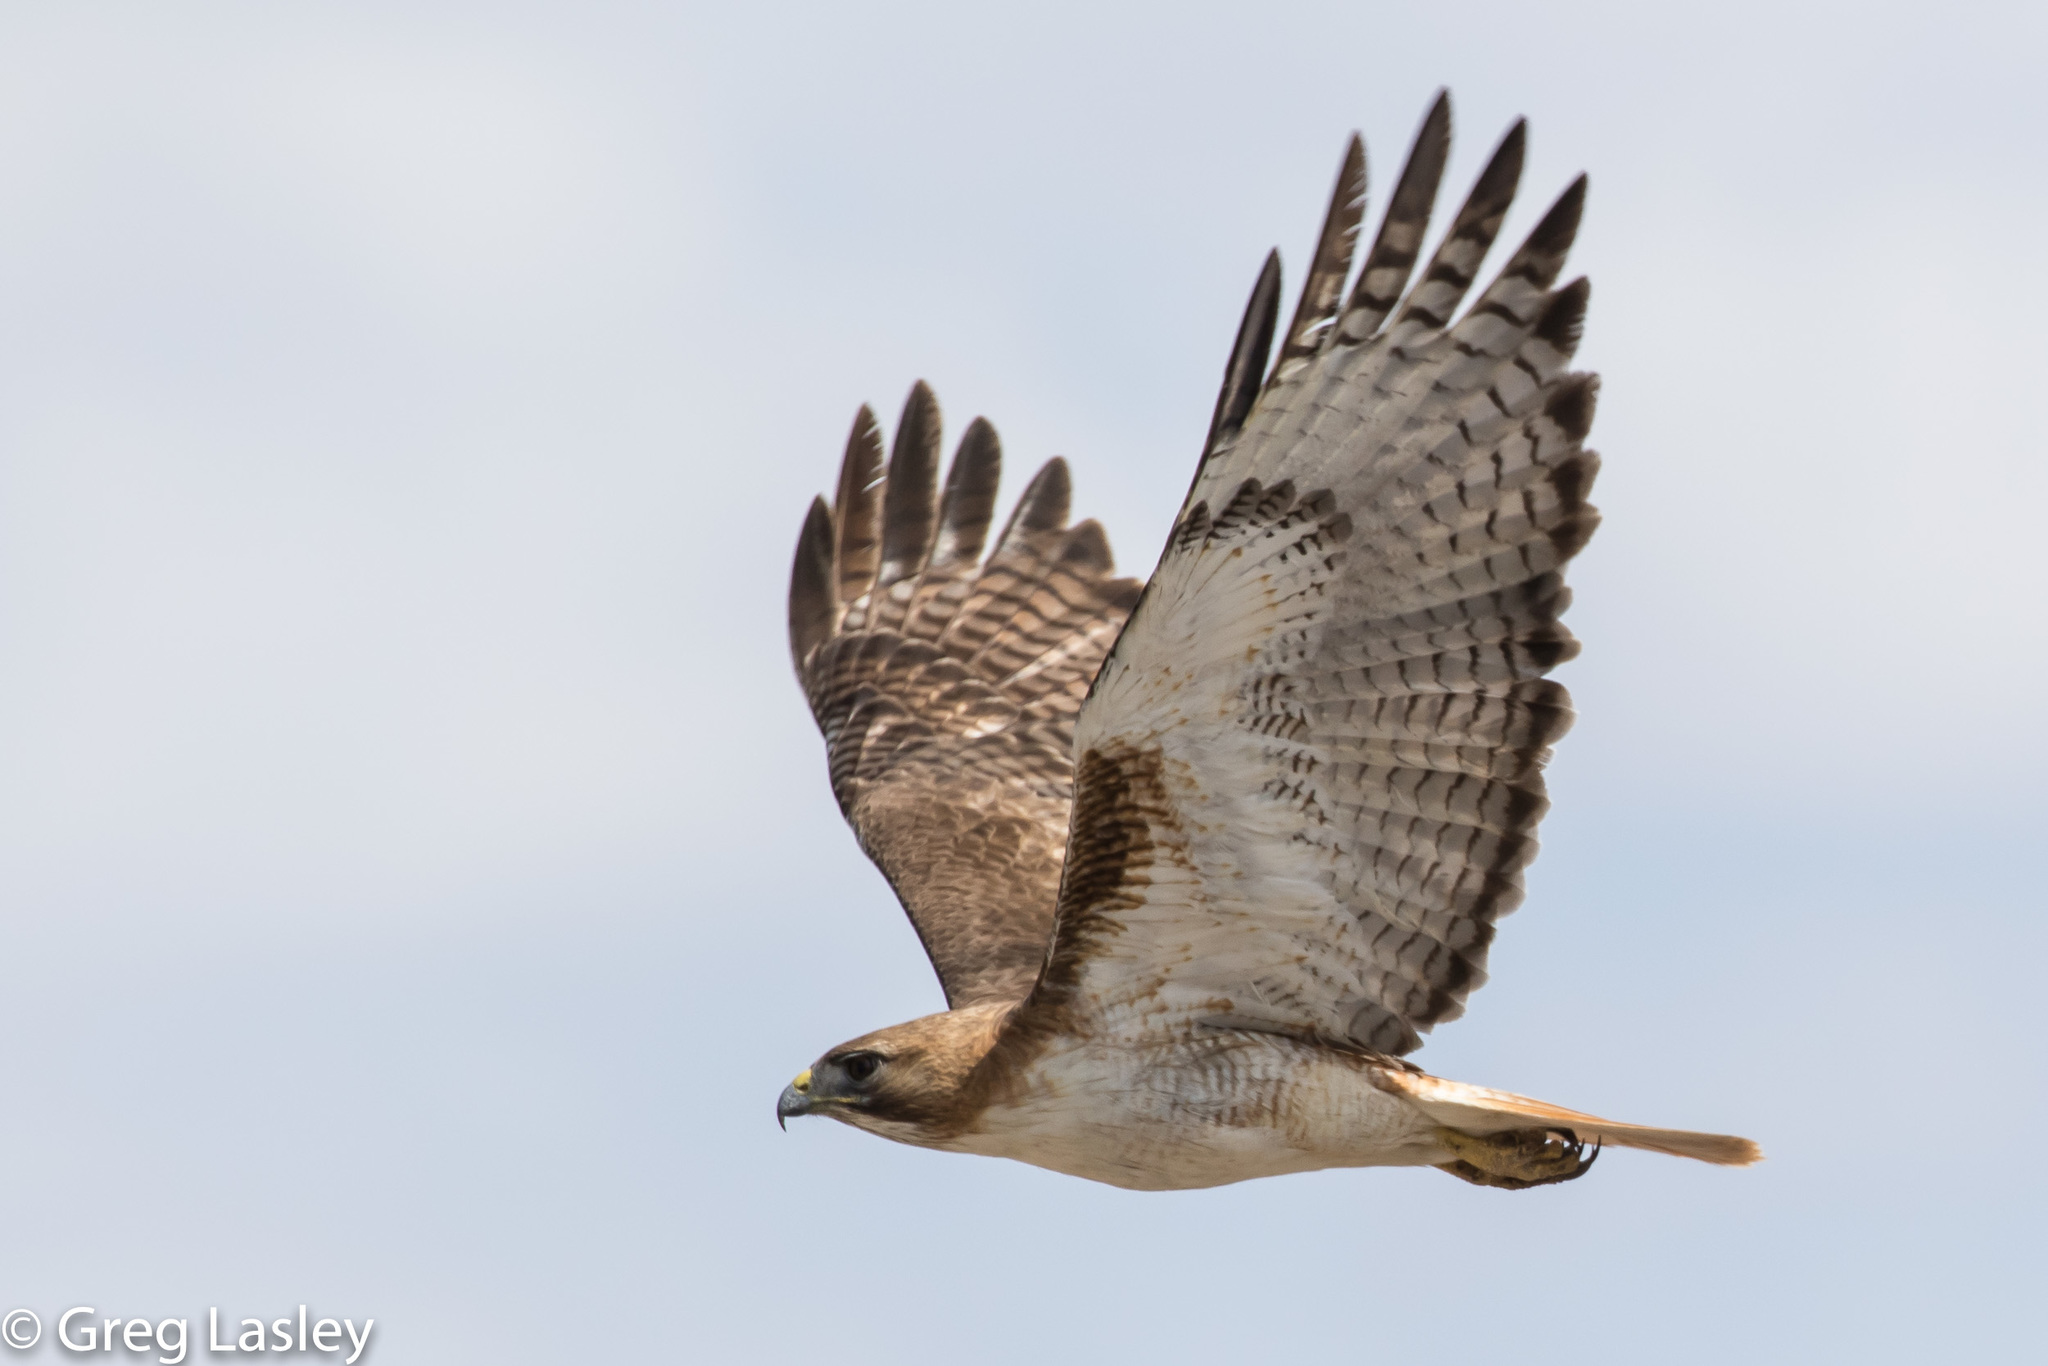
[1374, 1068, 1761, 1166]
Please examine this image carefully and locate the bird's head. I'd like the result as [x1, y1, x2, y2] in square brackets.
[776, 1004, 1010, 1144]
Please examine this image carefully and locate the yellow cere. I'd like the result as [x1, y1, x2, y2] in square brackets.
[791, 1069, 812, 1093]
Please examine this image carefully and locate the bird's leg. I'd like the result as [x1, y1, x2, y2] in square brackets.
[1433, 1126, 1599, 1190]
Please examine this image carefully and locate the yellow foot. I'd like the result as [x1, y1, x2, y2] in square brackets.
[1434, 1125, 1600, 1190]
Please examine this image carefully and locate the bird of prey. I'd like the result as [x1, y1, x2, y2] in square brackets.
[778, 95, 1759, 1191]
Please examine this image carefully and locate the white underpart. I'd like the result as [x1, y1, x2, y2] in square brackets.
[942, 1029, 1446, 1192]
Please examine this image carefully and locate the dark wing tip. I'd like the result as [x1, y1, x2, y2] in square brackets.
[833, 405, 881, 503]
[1525, 175, 1588, 273]
[1545, 371, 1600, 443]
[1464, 173, 1589, 320]
[1204, 249, 1284, 457]
[1392, 115, 1532, 332]
[1474, 119, 1527, 207]
[1059, 518, 1114, 575]
[1423, 86, 1452, 133]
[832, 404, 886, 605]
[789, 495, 837, 670]
[876, 382, 944, 588]
[1277, 135, 1368, 366]
[1339, 94, 1455, 340]
[998, 456, 1073, 550]
[1415, 89, 1453, 173]
[1552, 448, 1600, 508]
[933, 416, 1003, 568]
[1535, 276, 1591, 355]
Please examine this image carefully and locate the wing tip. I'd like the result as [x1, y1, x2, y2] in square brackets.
[789, 495, 837, 668]
[934, 415, 1003, 568]
[1203, 250, 1284, 456]
[830, 404, 887, 605]
[1422, 86, 1451, 138]
[1060, 518, 1113, 574]
[1545, 368, 1600, 442]
[1478, 117, 1528, 200]
[1529, 174, 1589, 262]
[876, 381, 945, 587]
[835, 403, 883, 509]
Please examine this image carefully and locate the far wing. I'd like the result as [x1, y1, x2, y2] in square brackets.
[1031, 96, 1599, 1054]
[789, 384, 1141, 1009]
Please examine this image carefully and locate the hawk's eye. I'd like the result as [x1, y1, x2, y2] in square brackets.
[841, 1052, 881, 1083]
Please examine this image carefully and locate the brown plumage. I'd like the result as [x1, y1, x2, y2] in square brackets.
[789, 386, 1141, 1008]
[779, 95, 1759, 1191]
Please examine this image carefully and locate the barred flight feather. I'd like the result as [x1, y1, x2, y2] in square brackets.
[1200, 252, 1284, 468]
[1019, 94, 1603, 1057]
[789, 389, 1141, 1009]
[1335, 90, 1451, 345]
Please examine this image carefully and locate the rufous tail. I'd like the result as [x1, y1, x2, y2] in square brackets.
[1372, 1069, 1761, 1165]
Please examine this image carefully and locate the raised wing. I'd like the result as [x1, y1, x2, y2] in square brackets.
[1031, 95, 1599, 1055]
[789, 383, 1142, 1009]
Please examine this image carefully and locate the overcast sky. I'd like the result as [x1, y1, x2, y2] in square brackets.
[0, 3, 2042, 1363]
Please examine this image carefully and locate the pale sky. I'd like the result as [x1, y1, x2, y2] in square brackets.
[0, 3, 2042, 1363]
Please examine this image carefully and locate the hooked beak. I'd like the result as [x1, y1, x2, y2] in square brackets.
[776, 1068, 815, 1130]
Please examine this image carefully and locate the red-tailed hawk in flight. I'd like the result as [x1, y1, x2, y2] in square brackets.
[777, 94, 1759, 1190]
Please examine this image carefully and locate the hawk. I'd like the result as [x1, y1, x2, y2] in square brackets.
[777, 95, 1759, 1190]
